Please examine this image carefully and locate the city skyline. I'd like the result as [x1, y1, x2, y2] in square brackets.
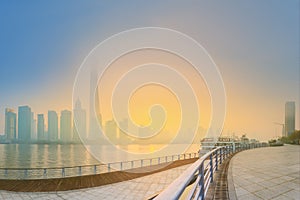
[0, 1, 299, 141]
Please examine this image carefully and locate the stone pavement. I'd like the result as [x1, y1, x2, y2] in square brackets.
[229, 144, 300, 200]
[0, 163, 191, 200]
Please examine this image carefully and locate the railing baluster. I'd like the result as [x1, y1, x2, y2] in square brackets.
[62, 168, 65, 177]
[78, 166, 82, 176]
[199, 163, 205, 200]
[94, 165, 97, 174]
[210, 154, 213, 183]
[216, 149, 218, 171]
[43, 168, 47, 177]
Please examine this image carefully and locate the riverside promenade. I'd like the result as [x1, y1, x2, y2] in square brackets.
[0, 145, 299, 199]
[0, 160, 195, 199]
[229, 144, 300, 200]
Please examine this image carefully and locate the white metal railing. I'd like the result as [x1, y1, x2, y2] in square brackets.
[0, 152, 199, 180]
[155, 143, 267, 200]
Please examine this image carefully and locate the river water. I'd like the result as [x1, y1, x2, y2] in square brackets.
[0, 143, 200, 168]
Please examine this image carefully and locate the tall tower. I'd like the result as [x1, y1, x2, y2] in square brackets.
[60, 110, 72, 142]
[37, 114, 45, 141]
[5, 108, 16, 142]
[18, 106, 31, 142]
[285, 101, 295, 136]
[73, 98, 87, 142]
[31, 112, 37, 141]
[89, 70, 101, 140]
[48, 110, 58, 142]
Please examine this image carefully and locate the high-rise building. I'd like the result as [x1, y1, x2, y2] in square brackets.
[60, 110, 72, 142]
[105, 120, 118, 136]
[48, 110, 58, 142]
[31, 112, 37, 141]
[5, 108, 16, 142]
[37, 114, 45, 141]
[89, 70, 101, 139]
[18, 106, 32, 142]
[285, 101, 295, 136]
[73, 98, 86, 142]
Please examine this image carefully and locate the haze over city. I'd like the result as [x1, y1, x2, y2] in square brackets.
[0, 1, 299, 141]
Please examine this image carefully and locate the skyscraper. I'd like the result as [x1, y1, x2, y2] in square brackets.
[60, 110, 72, 142]
[37, 114, 45, 141]
[18, 106, 32, 142]
[48, 110, 58, 142]
[31, 112, 37, 141]
[5, 108, 16, 142]
[89, 70, 101, 140]
[73, 98, 86, 142]
[285, 101, 295, 136]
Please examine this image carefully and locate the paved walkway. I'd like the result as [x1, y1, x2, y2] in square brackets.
[229, 145, 300, 200]
[0, 163, 191, 200]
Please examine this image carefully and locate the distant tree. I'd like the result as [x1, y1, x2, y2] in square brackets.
[289, 130, 300, 145]
[279, 130, 300, 145]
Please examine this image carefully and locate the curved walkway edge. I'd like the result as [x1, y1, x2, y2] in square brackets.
[0, 158, 197, 192]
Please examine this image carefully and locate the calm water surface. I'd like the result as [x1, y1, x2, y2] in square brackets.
[0, 144, 199, 168]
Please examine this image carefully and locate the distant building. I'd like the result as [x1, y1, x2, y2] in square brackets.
[105, 120, 117, 141]
[31, 112, 37, 141]
[37, 114, 45, 141]
[285, 101, 295, 136]
[18, 106, 32, 142]
[89, 70, 101, 139]
[73, 98, 86, 142]
[5, 108, 16, 142]
[60, 110, 72, 142]
[48, 111, 58, 142]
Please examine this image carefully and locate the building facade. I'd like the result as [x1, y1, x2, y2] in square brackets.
[285, 101, 295, 136]
[48, 110, 58, 142]
[5, 108, 16, 142]
[37, 114, 45, 141]
[18, 106, 32, 142]
[60, 110, 72, 142]
[73, 98, 86, 142]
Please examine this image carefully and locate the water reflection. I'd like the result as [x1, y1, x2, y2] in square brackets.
[0, 143, 199, 168]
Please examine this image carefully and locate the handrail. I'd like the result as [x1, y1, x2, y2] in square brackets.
[155, 143, 267, 200]
[0, 152, 199, 180]
[155, 147, 223, 200]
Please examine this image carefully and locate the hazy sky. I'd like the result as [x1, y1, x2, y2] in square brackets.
[0, 1, 299, 141]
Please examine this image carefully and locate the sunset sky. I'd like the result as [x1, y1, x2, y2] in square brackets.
[0, 1, 299, 141]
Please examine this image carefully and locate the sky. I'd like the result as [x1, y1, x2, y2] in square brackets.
[0, 1, 299, 141]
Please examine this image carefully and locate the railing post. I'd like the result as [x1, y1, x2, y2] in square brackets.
[108, 164, 111, 172]
[24, 169, 28, 178]
[78, 166, 82, 175]
[184, 154, 186, 160]
[141, 160, 143, 167]
[150, 159, 152, 166]
[158, 157, 160, 164]
[62, 168, 65, 177]
[220, 148, 223, 164]
[131, 161, 134, 169]
[215, 150, 218, 171]
[4, 168, 7, 177]
[43, 168, 47, 178]
[94, 165, 97, 174]
[210, 154, 213, 183]
[120, 162, 123, 170]
[199, 163, 205, 200]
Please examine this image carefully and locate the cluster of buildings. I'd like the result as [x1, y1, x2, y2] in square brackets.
[3, 98, 86, 144]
